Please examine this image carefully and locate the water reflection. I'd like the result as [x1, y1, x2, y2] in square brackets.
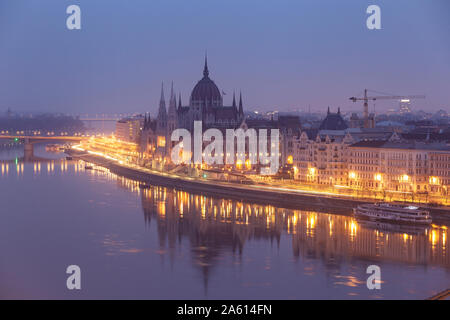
[0, 157, 74, 176]
[2, 148, 449, 298]
[72, 161, 449, 271]
[5, 156, 447, 272]
[100, 169, 449, 288]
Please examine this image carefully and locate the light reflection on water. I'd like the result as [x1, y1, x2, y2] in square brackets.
[0, 144, 449, 299]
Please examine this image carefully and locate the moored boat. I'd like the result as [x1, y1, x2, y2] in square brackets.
[354, 203, 432, 225]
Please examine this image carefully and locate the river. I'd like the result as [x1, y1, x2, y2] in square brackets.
[0, 143, 449, 299]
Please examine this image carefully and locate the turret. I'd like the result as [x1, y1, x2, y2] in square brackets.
[157, 82, 167, 133]
[239, 92, 244, 117]
[167, 82, 178, 133]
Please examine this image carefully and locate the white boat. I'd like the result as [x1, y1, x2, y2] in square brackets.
[353, 203, 432, 225]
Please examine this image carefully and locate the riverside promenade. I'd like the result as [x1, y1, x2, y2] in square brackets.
[67, 149, 450, 223]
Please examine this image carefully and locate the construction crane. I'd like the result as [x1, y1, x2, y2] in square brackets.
[349, 89, 425, 128]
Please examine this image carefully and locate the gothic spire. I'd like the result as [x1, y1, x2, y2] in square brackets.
[232, 91, 236, 108]
[239, 91, 243, 115]
[170, 81, 174, 101]
[160, 82, 165, 104]
[203, 53, 209, 78]
[168, 81, 177, 116]
[178, 93, 182, 109]
[158, 82, 167, 119]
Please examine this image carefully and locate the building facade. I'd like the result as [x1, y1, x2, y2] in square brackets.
[142, 57, 246, 164]
[293, 108, 450, 200]
[346, 141, 450, 199]
[115, 117, 144, 143]
[140, 56, 301, 173]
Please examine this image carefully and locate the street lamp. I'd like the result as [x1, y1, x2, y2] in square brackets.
[287, 155, 293, 165]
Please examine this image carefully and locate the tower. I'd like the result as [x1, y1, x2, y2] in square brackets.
[156, 82, 167, 133]
[156, 82, 168, 159]
[238, 92, 244, 122]
[167, 81, 178, 134]
[189, 54, 223, 129]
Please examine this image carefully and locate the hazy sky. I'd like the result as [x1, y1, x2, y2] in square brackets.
[0, 0, 449, 116]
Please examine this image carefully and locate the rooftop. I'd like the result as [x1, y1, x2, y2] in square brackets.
[349, 140, 450, 151]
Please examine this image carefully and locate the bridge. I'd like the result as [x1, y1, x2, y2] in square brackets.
[0, 135, 87, 161]
[80, 118, 119, 122]
[0, 135, 86, 142]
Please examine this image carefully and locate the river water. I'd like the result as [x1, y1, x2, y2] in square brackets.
[0, 144, 449, 299]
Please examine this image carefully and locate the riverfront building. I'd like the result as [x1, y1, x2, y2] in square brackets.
[115, 117, 144, 143]
[142, 56, 245, 163]
[140, 56, 302, 172]
[292, 119, 450, 201]
[347, 141, 450, 198]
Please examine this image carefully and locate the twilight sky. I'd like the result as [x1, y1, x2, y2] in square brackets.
[0, 0, 449, 116]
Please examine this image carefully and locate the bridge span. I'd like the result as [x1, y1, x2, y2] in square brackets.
[0, 135, 87, 160]
[0, 135, 87, 142]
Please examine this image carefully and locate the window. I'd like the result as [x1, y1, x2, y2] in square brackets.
[157, 136, 166, 147]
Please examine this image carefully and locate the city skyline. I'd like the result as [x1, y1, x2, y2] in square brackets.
[0, 0, 449, 115]
[1, 1, 450, 302]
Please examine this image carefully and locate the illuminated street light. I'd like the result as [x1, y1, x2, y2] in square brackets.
[236, 159, 243, 170]
[287, 155, 293, 165]
[245, 159, 251, 170]
[429, 176, 439, 185]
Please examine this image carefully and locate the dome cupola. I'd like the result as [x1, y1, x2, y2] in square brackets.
[190, 56, 223, 107]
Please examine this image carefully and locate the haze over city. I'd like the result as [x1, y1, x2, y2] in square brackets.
[2, 0, 450, 304]
[0, 0, 449, 115]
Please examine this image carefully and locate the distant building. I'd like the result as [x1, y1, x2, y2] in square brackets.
[115, 117, 144, 143]
[349, 112, 375, 129]
[141, 56, 301, 172]
[319, 108, 348, 130]
[399, 99, 412, 114]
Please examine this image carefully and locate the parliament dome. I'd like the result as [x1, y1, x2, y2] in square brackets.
[190, 57, 222, 105]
